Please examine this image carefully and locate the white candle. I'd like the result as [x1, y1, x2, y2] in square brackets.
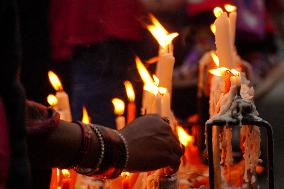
[156, 92, 171, 118]
[55, 91, 72, 121]
[215, 12, 234, 69]
[142, 90, 156, 115]
[156, 53, 175, 95]
[112, 98, 126, 130]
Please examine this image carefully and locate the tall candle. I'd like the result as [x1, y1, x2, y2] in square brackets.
[147, 15, 178, 95]
[112, 98, 125, 130]
[214, 11, 234, 69]
[156, 54, 175, 95]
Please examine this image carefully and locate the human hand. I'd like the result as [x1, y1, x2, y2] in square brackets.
[120, 114, 183, 172]
[25, 100, 60, 135]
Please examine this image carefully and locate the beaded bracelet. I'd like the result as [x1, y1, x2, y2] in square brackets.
[113, 130, 129, 172]
[74, 125, 129, 178]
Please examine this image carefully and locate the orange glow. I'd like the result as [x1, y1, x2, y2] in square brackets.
[210, 51, 219, 67]
[210, 23, 216, 34]
[82, 106, 91, 124]
[48, 71, 63, 91]
[213, 7, 223, 18]
[112, 98, 125, 116]
[136, 56, 154, 85]
[177, 126, 194, 146]
[147, 14, 178, 49]
[47, 94, 58, 106]
[61, 169, 71, 178]
[224, 4, 237, 13]
[124, 81, 135, 102]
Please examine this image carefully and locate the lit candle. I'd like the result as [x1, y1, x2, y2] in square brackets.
[135, 57, 156, 114]
[112, 98, 125, 130]
[61, 169, 71, 189]
[48, 71, 72, 121]
[82, 106, 91, 124]
[122, 172, 130, 189]
[147, 14, 178, 95]
[124, 81, 136, 123]
[177, 126, 201, 166]
[47, 95, 59, 189]
[156, 86, 171, 118]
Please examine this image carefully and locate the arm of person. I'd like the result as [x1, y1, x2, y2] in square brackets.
[26, 101, 183, 177]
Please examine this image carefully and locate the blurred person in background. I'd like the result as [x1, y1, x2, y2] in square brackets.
[49, 0, 186, 128]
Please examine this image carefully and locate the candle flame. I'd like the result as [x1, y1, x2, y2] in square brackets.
[61, 169, 71, 178]
[47, 94, 58, 106]
[209, 67, 240, 77]
[144, 84, 159, 96]
[121, 172, 130, 177]
[48, 71, 63, 91]
[147, 14, 178, 49]
[213, 7, 223, 18]
[82, 106, 91, 124]
[112, 98, 125, 116]
[153, 75, 159, 86]
[224, 4, 237, 13]
[209, 51, 240, 77]
[158, 87, 167, 95]
[136, 56, 154, 85]
[176, 126, 194, 146]
[124, 81, 135, 102]
[209, 67, 230, 76]
[210, 23, 216, 34]
[144, 75, 167, 96]
[210, 51, 219, 67]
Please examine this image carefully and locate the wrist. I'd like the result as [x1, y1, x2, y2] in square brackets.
[73, 124, 129, 179]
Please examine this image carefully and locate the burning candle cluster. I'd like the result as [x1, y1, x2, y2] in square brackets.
[45, 5, 273, 188]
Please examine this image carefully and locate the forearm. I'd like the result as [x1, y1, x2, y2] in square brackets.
[27, 120, 100, 169]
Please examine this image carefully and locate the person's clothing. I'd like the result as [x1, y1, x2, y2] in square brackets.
[71, 39, 141, 128]
[0, 98, 10, 188]
[49, 0, 143, 60]
[1, 0, 31, 188]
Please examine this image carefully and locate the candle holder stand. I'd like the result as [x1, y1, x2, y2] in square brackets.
[206, 94, 274, 189]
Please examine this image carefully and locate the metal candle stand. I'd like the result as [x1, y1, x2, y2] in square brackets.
[206, 95, 274, 189]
